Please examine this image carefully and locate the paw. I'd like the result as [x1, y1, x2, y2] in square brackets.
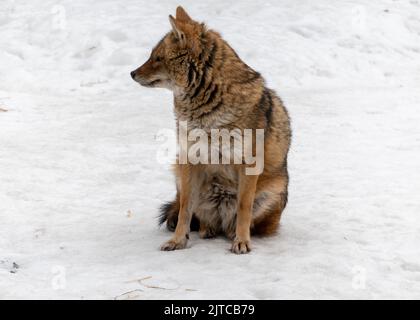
[231, 238, 251, 254]
[160, 237, 188, 251]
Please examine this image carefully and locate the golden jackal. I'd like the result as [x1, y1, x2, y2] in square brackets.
[131, 6, 291, 254]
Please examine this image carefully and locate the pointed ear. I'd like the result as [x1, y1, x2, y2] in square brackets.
[176, 6, 192, 23]
[169, 15, 186, 44]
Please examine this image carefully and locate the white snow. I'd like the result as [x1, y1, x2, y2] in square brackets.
[1, 0, 420, 299]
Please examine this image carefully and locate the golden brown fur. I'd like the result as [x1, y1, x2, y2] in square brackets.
[131, 6, 291, 254]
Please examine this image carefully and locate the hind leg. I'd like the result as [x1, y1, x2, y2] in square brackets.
[251, 173, 288, 236]
[251, 192, 287, 236]
[199, 221, 217, 239]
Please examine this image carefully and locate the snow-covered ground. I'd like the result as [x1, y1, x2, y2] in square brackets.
[1, 0, 420, 299]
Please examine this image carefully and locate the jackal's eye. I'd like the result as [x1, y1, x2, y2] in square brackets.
[155, 56, 163, 62]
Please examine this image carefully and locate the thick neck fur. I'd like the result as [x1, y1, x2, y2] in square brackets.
[174, 30, 264, 130]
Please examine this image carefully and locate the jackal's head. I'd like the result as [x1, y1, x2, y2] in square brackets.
[130, 6, 207, 90]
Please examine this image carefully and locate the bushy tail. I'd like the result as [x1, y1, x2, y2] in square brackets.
[158, 195, 199, 231]
[158, 198, 179, 231]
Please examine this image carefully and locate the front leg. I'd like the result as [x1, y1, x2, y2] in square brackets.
[161, 164, 192, 251]
[231, 170, 259, 254]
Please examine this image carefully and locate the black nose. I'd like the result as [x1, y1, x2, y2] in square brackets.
[130, 71, 136, 79]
